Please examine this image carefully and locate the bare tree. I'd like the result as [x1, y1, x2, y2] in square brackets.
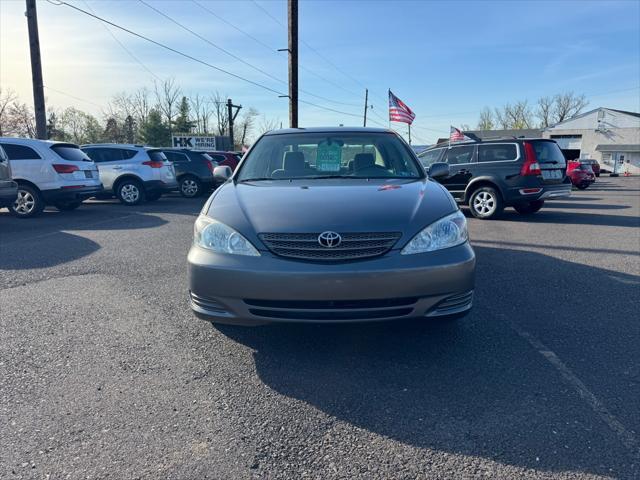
[536, 96, 554, 128]
[210, 91, 229, 136]
[494, 101, 533, 129]
[553, 92, 588, 123]
[477, 107, 495, 130]
[131, 87, 152, 127]
[0, 87, 18, 136]
[189, 93, 212, 134]
[154, 78, 181, 136]
[258, 115, 281, 135]
[59, 107, 87, 144]
[5, 102, 36, 137]
[235, 107, 259, 146]
[459, 124, 471, 131]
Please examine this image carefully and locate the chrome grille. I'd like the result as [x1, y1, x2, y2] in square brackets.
[258, 232, 402, 261]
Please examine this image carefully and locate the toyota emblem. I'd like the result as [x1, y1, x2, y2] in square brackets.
[318, 231, 342, 248]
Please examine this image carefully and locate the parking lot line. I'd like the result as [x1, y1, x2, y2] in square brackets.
[507, 318, 640, 459]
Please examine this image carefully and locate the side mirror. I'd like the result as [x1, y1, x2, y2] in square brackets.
[213, 165, 233, 182]
[428, 162, 449, 179]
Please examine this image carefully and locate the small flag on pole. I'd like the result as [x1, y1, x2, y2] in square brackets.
[389, 90, 415, 125]
[449, 126, 468, 143]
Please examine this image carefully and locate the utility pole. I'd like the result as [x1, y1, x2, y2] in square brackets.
[25, 0, 46, 139]
[226, 98, 242, 150]
[363, 89, 368, 127]
[288, 0, 298, 128]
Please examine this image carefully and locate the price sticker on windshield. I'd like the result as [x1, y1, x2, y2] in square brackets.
[316, 141, 342, 172]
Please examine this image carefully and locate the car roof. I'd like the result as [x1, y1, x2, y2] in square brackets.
[263, 126, 393, 136]
[424, 137, 554, 151]
[0, 137, 76, 147]
[81, 143, 157, 149]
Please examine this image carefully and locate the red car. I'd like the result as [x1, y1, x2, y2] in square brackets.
[567, 160, 596, 190]
[206, 151, 243, 172]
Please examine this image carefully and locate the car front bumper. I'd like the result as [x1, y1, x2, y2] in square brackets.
[188, 242, 476, 325]
[0, 180, 18, 207]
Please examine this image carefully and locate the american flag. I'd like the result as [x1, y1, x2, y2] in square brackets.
[450, 126, 467, 142]
[389, 91, 415, 124]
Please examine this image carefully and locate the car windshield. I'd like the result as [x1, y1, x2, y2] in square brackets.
[237, 132, 423, 181]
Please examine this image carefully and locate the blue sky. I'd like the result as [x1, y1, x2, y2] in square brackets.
[1, 0, 639, 143]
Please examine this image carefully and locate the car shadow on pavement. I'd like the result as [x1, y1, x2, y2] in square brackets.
[0, 231, 100, 270]
[216, 246, 640, 478]
[86, 195, 206, 216]
[498, 209, 639, 228]
[542, 202, 630, 210]
[0, 211, 170, 243]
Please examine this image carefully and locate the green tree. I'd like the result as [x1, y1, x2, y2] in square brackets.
[140, 109, 171, 146]
[102, 117, 122, 143]
[173, 96, 194, 134]
[123, 115, 136, 143]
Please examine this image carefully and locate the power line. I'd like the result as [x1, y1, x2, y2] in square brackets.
[189, 0, 362, 107]
[43, 85, 104, 109]
[82, 0, 160, 82]
[139, 0, 285, 87]
[48, 0, 286, 96]
[140, 0, 361, 109]
[250, 0, 375, 98]
[191, 0, 276, 54]
[46, 0, 368, 122]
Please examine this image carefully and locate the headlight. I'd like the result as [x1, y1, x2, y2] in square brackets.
[193, 216, 260, 256]
[401, 210, 468, 255]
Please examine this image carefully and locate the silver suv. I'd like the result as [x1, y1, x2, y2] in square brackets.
[81, 144, 177, 205]
[0, 138, 102, 218]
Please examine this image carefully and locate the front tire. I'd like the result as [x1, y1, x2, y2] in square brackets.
[115, 179, 145, 206]
[9, 184, 45, 218]
[576, 184, 590, 190]
[513, 200, 544, 215]
[179, 176, 202, 198]
[469, 186, 503, 219]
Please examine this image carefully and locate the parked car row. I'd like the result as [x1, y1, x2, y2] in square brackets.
[0, 137, 240, 218]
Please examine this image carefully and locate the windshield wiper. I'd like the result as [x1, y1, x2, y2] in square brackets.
[303, 175, 351, 179]
[237, 177, 275, 183]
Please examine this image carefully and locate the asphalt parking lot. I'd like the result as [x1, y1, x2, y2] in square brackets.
[1, 177, 639, 479]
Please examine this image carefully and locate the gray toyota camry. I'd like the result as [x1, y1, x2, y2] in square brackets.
[188, 127, 475, 325]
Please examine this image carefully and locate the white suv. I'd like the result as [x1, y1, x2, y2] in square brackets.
[81, 144, 177, 205]
[0, 138, 102, 218]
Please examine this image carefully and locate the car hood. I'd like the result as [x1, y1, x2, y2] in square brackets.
[206, 178, 457, 247]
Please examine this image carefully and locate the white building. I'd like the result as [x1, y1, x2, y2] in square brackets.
[543, 107, 640, 174]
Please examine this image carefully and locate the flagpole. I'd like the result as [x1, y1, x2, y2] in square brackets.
[408, 124, 411, 145]
[388, 89, 391, 129]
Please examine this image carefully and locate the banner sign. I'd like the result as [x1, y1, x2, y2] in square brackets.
[172, 136, 217, 150]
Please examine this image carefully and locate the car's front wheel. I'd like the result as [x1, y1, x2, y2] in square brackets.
[513, 200, 544, 215]
[576, 183, 590, 190]
[54, 201, 82, 211]
[115, 179, 145, 205]
[468, 186, 503, 219]
[9, 184, 45, 218]
[179, 176, 202, 198]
